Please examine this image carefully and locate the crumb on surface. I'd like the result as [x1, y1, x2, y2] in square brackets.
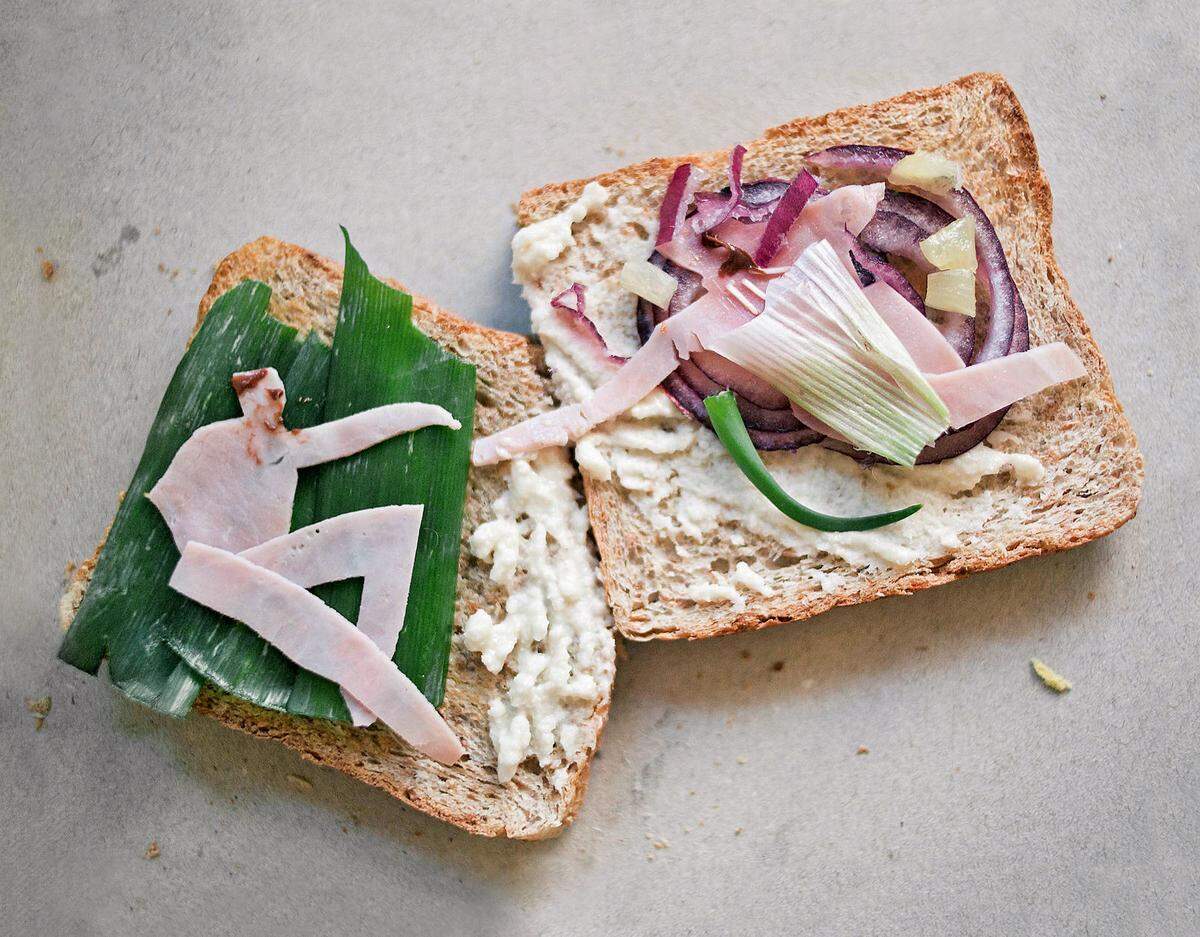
[856, 745, 870, 755]
[1087, 591, 1096, 601]
[41, 260, 55, 281]
[771, 660, 784, 672]
[25, 696, 51, 730]
[734, 827, 744, 836]
[736, 755, 748, 765]
[144, 841, 160, 860]
[1031, 658, 1072, 693]
[286, 774, 313, 792]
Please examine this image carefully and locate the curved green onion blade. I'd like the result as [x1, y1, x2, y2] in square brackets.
[58, 281, 302, 715]
[703, 391, 921, 533]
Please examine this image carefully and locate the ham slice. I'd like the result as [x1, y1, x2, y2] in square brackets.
[928, 342, 1086, 428]
[864, 282, 965, 375]
[149, 367, 457, 553]
[240, 506, 423, 726]
[170, 542, 463, 764]
[471, 297, 753, 466]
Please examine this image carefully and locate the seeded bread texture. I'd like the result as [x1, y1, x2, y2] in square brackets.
[516, 72, 1143, 641]
[59, 236, 613, 840]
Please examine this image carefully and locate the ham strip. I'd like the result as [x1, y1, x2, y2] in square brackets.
[472, 297, 753, 466]
[864, 282, 965, 375]
[170, 542, 463, 764]
[240, 506, 423, 726]
[928, 342, 1086, 428]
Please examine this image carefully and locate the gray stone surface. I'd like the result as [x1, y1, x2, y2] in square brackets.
[2, 1, 1196, 934]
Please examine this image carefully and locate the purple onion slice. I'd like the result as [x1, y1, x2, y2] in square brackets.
[754, 171, 818, 267]
[808, 144, 1019, 365]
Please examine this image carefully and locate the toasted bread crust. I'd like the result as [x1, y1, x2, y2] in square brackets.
[60, 236, 611, 838]
[518, 73, 1143, 641]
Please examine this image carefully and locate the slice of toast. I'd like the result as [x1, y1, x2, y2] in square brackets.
[59, 236, 615, 839]
[514, 72, 1143, 641]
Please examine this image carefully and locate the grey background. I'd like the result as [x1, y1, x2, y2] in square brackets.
[2, 1, 1196, 934]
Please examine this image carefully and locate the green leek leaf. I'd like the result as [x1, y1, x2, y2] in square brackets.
[287, 229, 475, 716]
[58, 281, 301, 715]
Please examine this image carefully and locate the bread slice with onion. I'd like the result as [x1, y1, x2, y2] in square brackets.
[512, 71, 1143, 641]
[59, 236, 615, 839]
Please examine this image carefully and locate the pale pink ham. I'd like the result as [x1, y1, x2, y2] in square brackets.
[471, 297, 754, 466]
[170, 542, 464, 764]
[771, 184, 885, 268]
[657, 222, 726, 279]
[240, 506, 423, 726]
[928, 342, 1086, 428]
[149, 367, 457, 553]
[290, 402, 460, 468]
[864, 282, 965, 375]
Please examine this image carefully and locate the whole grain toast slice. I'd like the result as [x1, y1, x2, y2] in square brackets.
[515, 72, 1143, 641]
[59, 236, 614, 839]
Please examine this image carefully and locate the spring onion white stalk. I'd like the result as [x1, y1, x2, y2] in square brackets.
[708, 239, 950, 466]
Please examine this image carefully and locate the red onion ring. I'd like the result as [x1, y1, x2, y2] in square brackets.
[807, 144, 1030, 463]
[807, 145, 1019, 365]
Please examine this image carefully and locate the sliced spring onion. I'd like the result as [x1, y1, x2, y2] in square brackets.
[919, 215, 977, 270]
[164, 331, 332, 712]
[58, 281, 303, 715]
[708, 239, 950, 466]
[704, 391, 920, 531]
[289, 229, 476, 717]
[620, 258, 678, 308]
[926, 268, 978, 317]
[887, 152, 962, 195]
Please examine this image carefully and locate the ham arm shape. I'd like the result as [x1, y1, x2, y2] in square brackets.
[170, 541, 464, 764]
[239, 505, 423, 727]
[291, 403, 460, 469]
[928, 342, 1086, 429]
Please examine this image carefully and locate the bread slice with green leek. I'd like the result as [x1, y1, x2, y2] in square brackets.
[59, 236, 615, 839]
[508, 72, 1143, 641]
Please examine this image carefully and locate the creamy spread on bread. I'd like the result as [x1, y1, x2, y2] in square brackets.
[513, 183, 1046, 600]
[463, 450, 614, 786]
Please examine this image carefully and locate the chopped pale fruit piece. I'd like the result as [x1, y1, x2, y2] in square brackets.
[888, 152, 962, 195]
[920, 216, 977, 270]
[620, 258, 678, 308]
[925, 268, 977, 317]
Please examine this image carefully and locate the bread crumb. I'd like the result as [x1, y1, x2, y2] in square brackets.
[652, 839, 669, 849]
[35, 245, 44, 254]
[736, 755, 748, 765]
[1031, 658, 1072, 693]
[144, 841, 160, 860]
[41, 260, 55, 281]
[286, 774, 313, 792]
[153, 226, 161, 236]
[25, 696, 51, 730]
[771, 660, 784, 672]
[158, 262, 166, 272]
[856, 745, 870, 755]
[1087, 591, 1096, 601]
[734, 827, 743, 836]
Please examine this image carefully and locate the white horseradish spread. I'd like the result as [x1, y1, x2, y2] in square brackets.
[511, 182, 1048, 603]
[463, 451, 614, 786]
